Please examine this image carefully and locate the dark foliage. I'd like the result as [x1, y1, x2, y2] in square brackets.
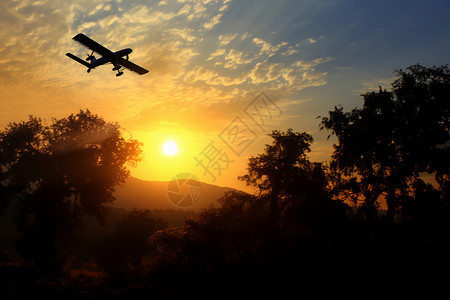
[320, 64, 450, 222]
[1, 64, 449, 298]
[96, 208, 167, 285]
[0, 110, 142, 274]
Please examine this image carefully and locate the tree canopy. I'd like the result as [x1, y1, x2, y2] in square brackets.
[321, 64, 450, 220]
[0, 110, 142, 272]
[1, 64, 449, 297]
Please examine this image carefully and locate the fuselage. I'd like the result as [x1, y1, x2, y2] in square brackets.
[90, 48, 132, 68]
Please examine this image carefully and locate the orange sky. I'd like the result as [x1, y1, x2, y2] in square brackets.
[1, 0, 449, 191]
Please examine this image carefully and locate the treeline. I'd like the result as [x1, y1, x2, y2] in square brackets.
[0, 64, 449, 298]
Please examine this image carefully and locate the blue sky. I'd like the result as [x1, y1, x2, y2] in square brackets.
[0, 0, 449, 188]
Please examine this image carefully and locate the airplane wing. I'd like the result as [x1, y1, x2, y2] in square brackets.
[118, 58, 149, 75]
[66, 53, 91, 68]
[72, 33, 113, 57]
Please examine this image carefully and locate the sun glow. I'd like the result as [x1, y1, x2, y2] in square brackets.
[163, 140, 178, 156]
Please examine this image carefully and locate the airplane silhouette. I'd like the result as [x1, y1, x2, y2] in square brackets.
[66, 33, 149, 77]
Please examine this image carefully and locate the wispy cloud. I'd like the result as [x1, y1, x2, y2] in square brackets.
[203, 13, 223, 29]
[207, 48, 226, 60]
[218, 33, 237, 46]
[0, 0, 335, 135]
[252, 38, 288, 57]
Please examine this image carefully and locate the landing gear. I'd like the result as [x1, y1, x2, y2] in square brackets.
[87, 68, 91, 73]
[113, 63, 124, 76]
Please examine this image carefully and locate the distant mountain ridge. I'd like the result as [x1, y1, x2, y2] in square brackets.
[113, 177, 238, 212]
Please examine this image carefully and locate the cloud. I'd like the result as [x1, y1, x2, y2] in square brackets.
[169, 28, 196, 42]
[203, 13, 223, 29]
[252, 38, 288, 57]
[88, 3, 111, 16]
[177, 4, 192, 16]
[218, 33, 237, 46]
[224, 49, 253, 69]
[77, 21, 97, 31]
[247, 55, 332, 91]
[282, 48, 299, 56]
[293, 57, 334, 69]
[0, 0, 68, 81]
[122, 6, 176, 25]
[207, 48, 227, 60]
[250, 62, 285, 83]
[98, 14, 120, 28]
[219, 3, 230, 11]
[0, 0, 333, 139]
[183, 66, 247, 86]
[357, 76, 395, 94]
[178, 2, 208, 20]
[283, 68, 329, 91]
[143, 41, 199, 78]
[241, 32, 250, 40]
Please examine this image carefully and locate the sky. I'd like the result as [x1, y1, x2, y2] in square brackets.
[0, 0, 449, 192]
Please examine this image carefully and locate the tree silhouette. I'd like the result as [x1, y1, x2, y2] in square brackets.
[149, 190, 271, 295]
[239, 129, 313, 221]
[97, 209, 166, 285]
[321, 64, 450, 222]
[0, 110, 142, 274]
[238, 129, 345, 226]
[149, 130, 351, 296]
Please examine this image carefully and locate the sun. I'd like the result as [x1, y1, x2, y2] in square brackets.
[163, 140, 178, 156]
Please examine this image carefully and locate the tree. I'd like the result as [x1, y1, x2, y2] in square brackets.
[239, 129, 312, 220]
[97, 209, 166, 284]
[150, 150, 349, 295]
[149, 190, 271, 295]
[238, 129, 342, 225]
[0, 110, 142, 273]
[320, 64, 450, 221]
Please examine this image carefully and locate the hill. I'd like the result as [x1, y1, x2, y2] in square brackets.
[113, 177, 238, 212]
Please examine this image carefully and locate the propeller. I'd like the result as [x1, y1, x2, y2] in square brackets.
[86, 50, 95, 61]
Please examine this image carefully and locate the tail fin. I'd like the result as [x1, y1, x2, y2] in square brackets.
[66, 53, 91, 68]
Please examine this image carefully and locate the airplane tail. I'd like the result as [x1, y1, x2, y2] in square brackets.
[66, 53, 92, 69]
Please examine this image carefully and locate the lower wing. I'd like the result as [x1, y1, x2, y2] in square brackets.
[66, 53, 91, 68]
[118, 58, 149, 75]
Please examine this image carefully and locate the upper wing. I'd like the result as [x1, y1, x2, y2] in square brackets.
[73, 33, 113, 57]
[118, 58, 149, 75]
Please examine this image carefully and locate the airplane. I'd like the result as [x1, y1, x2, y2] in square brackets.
[66, 33, 149, 77]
